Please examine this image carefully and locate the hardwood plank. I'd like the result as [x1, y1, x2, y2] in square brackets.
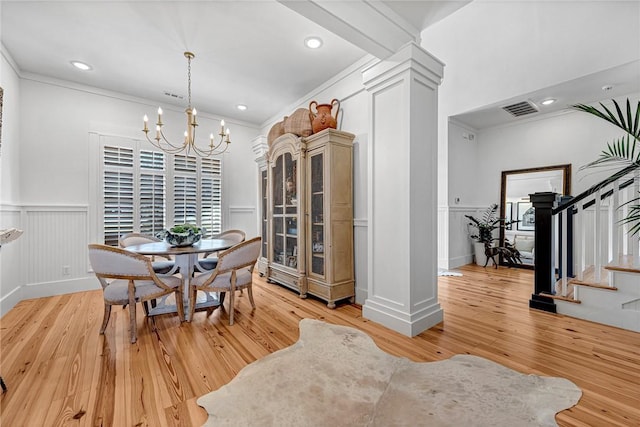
[1, 264, 639, 426]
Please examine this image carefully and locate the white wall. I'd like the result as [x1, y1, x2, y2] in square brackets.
[0, 68, 260, 311]
[421, 1, 640, 268]
[0, 48, 25, 315]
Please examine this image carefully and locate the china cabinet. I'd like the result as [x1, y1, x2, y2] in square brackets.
[263, 129, 354, 308]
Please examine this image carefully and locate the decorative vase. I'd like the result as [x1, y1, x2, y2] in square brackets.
[474, 242, 494, 267]
[309, 99, 340, 134]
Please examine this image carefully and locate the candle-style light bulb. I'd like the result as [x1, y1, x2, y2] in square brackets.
[220, 120, 225, 135]
[184, 130, 188, 144]
[157, 107, 163, 126]
[209, 133, 215, 147]
[225, 128, 231, 143]
[191, 108, 198, 126]
[143, 115, 149, 132]
[155, 125, 161, 140]
[158, 107, 163, 115]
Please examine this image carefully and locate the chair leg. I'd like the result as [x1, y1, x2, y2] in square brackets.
[175, 290, 185, 322]
[247, 285, 256, 309]
[188, 286, 196, 323]
[100, 304, 112, 334]
[228, 286, 235, 326]
[129, 300, 137, 344]
[142, 301, 150, 316]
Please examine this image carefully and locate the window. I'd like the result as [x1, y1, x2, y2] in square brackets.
[100, 136, 222, 245]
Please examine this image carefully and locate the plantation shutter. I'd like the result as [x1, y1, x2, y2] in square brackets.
[139, 150, 166, 236]
[100, 138, 224, 245]
[103, 145, 134, 246]
[174, 155, 198, 225]
[201, 158, 222, 236]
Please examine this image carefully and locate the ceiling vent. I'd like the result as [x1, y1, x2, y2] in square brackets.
[502, 101, 538, 117]
[164, 92, 184, 100]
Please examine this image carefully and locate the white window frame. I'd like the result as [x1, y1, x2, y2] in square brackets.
[91, 133, 223, 245]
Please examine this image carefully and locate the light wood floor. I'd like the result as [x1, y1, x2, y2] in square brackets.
[1, 264, 639, 426]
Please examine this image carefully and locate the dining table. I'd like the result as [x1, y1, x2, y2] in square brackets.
[125, 238, 235, 321]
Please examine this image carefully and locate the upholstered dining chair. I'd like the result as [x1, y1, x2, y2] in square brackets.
[88, 244, 185, 343]
[188, 236, 261, 325]
[197, 229, 246, 271]
[119, 232, 177, 274]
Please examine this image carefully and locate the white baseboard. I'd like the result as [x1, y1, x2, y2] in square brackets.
[0, 286, 22, 317]
[448, 255, 473, 269]
[21, 276, 100, 301]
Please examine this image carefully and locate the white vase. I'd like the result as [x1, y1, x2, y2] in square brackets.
[474, 242, 494, 267]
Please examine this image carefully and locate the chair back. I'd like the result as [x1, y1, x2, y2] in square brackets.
[216, 237, 261, 272]
[216, 229, 246, 245]
[118, 232, 161, 248]
[88, 244, 153, 280]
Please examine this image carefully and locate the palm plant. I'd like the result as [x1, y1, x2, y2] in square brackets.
[465, 204, 509, 245]
[573, 98, 640, 235]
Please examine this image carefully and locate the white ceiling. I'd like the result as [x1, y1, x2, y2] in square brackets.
[0, 1, 469, 127]
[5, 1, 633, 131]
[1, 1, 370, 125]
[452, 60, 640, 131]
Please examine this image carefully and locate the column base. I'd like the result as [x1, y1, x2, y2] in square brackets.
[363, 299, 443, 337]
[529, 294, 557, 313]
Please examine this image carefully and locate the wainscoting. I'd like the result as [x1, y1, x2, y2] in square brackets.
[0, 204, 262, 315]
[0, 204, 98, 315]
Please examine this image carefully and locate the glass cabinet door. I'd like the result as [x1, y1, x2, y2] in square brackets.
[260, 169, 267, 258]
[272, 153, 298, 269]
[310, 152, 324, 276]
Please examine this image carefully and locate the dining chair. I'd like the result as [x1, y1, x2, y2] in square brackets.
[88, 244, 185, 343]
[188, 236, 261, 325]
[119, 232, 177, 274]
[197, 229, 246, 271]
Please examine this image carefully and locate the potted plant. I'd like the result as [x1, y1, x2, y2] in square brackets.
[465, 204, 513, 266]
[573, 98, 640, 235]
[157, 223, 203, 247]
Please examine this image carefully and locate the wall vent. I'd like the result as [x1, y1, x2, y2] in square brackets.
[502, 101, 538, 117]
[164, 92, 184, 100]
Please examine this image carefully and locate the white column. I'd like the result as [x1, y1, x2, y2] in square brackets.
[362, 42, 444, 337]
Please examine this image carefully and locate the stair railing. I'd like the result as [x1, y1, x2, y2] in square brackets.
[529, 164, 640, 311]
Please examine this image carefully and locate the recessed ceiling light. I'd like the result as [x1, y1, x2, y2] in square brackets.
[602, 84, 614, 91]
[71, 60, 92, 71]
[304, 37, 323, 49]
[236, 104, 248, 111]
[541, 98, 556, 106]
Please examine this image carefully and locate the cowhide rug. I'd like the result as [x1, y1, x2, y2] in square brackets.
[198, 319, 581, 426]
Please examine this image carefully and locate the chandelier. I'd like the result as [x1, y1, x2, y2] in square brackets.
[142, 51, 231, 158]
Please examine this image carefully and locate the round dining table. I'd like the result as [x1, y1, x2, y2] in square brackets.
[126, 238, 235, 321]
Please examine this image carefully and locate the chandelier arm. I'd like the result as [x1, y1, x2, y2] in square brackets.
[145, 132, 187, 155]
[159, 129, 189, 151]
[189, 139, 229, 157]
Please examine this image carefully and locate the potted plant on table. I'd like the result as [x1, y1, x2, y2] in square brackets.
[465, 204, 514, 267]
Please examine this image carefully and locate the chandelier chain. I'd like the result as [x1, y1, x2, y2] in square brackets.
[187, 54, 192, 108]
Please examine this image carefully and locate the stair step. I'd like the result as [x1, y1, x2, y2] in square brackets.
[605, 255, 640, 274]
[540, 292, 581, 304]
[569, 265, 609, 288]
[567, 280, 618, 291]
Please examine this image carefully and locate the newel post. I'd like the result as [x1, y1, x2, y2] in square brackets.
[529, 192, 559, 313]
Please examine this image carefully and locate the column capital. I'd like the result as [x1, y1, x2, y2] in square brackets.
[252, 135, 268, 165]
[362, 42, 444, 90]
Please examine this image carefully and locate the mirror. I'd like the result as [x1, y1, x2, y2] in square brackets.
[500, 164, 571, 268]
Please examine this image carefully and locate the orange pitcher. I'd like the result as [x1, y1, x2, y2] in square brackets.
[309, 99, 340, 134]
